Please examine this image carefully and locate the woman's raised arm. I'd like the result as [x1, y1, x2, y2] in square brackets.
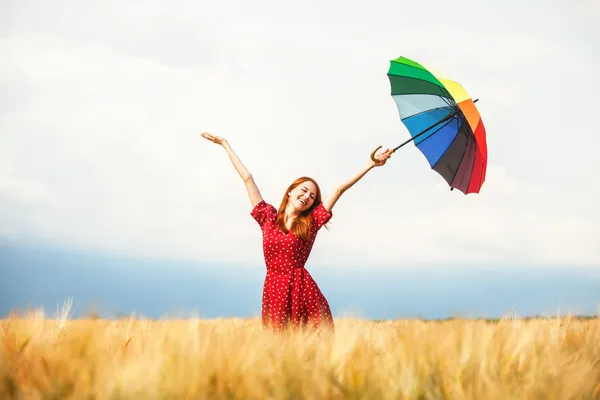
[201, 132, 263, 207]
[321, 147, 393, 213]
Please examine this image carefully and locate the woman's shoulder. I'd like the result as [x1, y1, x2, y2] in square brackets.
[253, 200, 277, 213]
[251, 200, 278, 225]
[311, 201, 332, 217]
[310, 201, 332, 229]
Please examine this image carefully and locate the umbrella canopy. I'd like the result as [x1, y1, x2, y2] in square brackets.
[381, 56, 488, 194]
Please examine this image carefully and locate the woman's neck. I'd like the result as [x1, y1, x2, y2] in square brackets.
[284, 203, 299, 220]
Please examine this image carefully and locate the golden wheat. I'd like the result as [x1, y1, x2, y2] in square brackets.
[1, 311, 599, 399]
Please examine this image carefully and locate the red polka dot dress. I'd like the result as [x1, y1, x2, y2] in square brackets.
[251, 200, 335, 333]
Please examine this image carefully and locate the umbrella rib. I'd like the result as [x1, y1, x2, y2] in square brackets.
[440, 122, 472, 188]
[465, 142, 480, 193]
[417, 117, 455, 147]
[447, 105, 476, 186]
[394, 106, 458, 152]
[463, 102, 482, 192]
[399, 104, 455, 122]
[393, 118, 446, 152]
[388, 62, 449, 93]
[389, 76, 454, 102]
[444, 100, 481, 192]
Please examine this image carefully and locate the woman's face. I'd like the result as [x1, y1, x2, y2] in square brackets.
[288, 180, 317, 212]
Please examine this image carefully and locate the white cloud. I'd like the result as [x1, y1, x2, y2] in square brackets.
[1, 0, 599, 268]
[0, 173, 47, 206]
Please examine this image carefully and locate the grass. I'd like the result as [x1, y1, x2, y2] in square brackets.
[1, 308, 599, 399]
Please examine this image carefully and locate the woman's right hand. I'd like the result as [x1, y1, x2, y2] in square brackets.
[201, 132, 227, 146]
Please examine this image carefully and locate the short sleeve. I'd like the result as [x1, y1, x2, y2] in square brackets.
[312, 202, 332, 230]
[251, 200, 277, 228]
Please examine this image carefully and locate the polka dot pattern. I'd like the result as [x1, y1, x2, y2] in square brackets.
[251, 200, 335, 333]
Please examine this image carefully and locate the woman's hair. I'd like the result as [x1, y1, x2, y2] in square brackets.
[277, 176, 327, 241]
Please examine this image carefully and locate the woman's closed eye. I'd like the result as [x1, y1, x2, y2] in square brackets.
[302, 188, 315, 199]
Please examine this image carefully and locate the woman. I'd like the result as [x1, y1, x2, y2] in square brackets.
[201, 132, 392, 333]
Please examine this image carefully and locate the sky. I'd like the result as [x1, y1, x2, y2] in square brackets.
[1, 0, 599, 318]
[2, 246, 599, 319]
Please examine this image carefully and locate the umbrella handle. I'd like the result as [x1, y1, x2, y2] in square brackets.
[370, 146, 382, 162]
[370, 145, 395, 162]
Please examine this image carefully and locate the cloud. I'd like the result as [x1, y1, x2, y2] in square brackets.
[1, 0, 599, 268]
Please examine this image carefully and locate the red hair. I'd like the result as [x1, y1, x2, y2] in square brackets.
[277, 177, 326, 241]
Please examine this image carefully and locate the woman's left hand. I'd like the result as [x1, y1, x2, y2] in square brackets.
[370, 146, 393, 167]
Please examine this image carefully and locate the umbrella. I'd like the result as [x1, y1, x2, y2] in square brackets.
[372, 56, 488, 194]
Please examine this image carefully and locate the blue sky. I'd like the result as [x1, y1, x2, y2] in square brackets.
[1, 0, 599, 319]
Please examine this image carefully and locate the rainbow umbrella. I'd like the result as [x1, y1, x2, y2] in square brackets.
[372, 56, 488, 194]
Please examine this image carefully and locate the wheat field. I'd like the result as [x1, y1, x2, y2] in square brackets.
[1, 307, 599, 399]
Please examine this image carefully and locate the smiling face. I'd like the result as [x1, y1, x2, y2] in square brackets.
[288, 180, 317, 212]
[277, 177, 323, 237]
